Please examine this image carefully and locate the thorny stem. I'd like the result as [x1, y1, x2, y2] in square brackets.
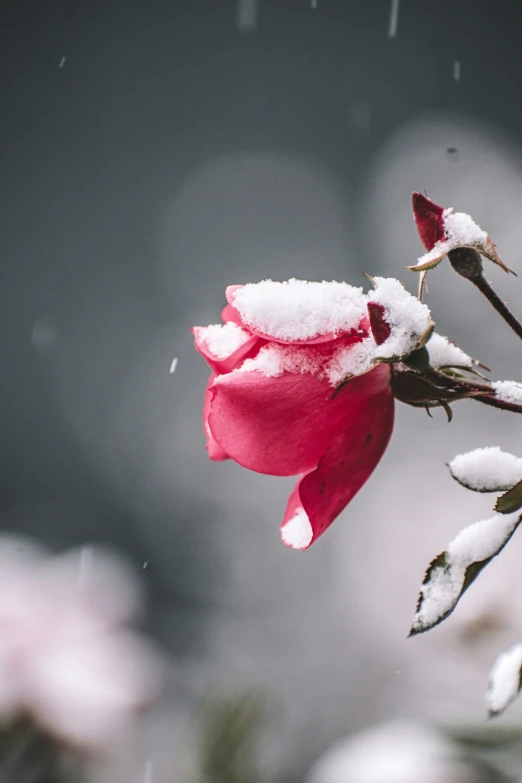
[436, 371, 522, 414]
[474, 394, 522, 415]
[449, 248, 522, 342]
[472, 275, 522, 342]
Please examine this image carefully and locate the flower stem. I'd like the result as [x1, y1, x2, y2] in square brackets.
[448, 248, 522, 342]
[472, 275, 522, 342]
[474, 394, 522, 414]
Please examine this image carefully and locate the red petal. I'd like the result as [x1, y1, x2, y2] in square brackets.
[221, 304, 242, 325]
[203, 374, 229, 461]
[281, 388, 394, 549]
[208, 362, 391, 477]
[192, 326, 263, 374]
[367, 302, 391, 346]
[412, 192, 446, 250]
[225, 284, 368, 346]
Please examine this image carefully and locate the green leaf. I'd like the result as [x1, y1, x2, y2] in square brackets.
[403, 346, 430, 371]
[197, 688, 269, 783]
[496, 478, 522, 514]
[409, 513, 522, 637]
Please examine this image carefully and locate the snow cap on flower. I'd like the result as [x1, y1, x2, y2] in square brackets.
[225, 278, 368, 344]
[0, 537, 161, 751]
[367, 277, 433, 360]
[410, 192, 511, 274]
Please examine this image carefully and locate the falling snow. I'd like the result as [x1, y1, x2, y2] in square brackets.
[78, 546, 93, 588]
[236, 0, 258, 30]
[144, 759, 154, 783]
[453, 60, 461, 81]
[387, 0, 400, 38]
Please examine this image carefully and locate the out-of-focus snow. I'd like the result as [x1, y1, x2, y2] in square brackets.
[486, 643, 522, 716]
[306, 720, 474, 783]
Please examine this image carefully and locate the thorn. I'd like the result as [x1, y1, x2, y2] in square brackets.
[441, 400, 453, 422]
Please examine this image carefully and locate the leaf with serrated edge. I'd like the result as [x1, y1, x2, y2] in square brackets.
[409, 512, 522, 636]
[486, 644, 522, 717]
[496, 478, 522, 514]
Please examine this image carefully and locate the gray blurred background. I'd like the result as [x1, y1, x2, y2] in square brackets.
[4, 1, 522, 780]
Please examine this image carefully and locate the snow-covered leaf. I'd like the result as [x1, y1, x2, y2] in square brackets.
[486, 644, 522, 717]
[409, 512, 522, 636]
[496, 477, 522, 514]
[448, 447, 522, 493]
[426, 333, 474, 371]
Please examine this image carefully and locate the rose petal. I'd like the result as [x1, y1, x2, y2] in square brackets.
[412, 192, 445, 250]
[281, 386, 395, 549]
[203, 374, 229, 461]
[221, 303, 243, 324]
[209, 362, 391, 477]
[367, 302, 391, 346]
[192, 325, 262, 374]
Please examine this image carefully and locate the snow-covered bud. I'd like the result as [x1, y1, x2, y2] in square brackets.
[409, 192, 512, 275]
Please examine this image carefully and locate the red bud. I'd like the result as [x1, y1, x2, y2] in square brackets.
[412, 192, 446, 250]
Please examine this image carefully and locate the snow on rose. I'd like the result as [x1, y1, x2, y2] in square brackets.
[191, 190, 522, 723]
[192, 275, 503, 551]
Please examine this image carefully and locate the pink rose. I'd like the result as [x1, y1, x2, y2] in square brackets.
[193, 277, 439, 550]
